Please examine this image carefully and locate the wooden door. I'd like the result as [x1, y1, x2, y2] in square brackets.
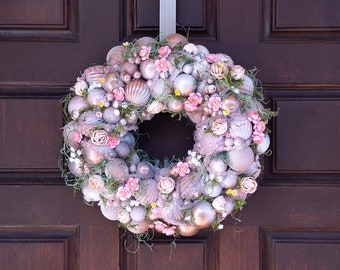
[1, 0, 340, 269]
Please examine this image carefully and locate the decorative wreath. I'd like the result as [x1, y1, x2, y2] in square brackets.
[61, 34, 275, 239]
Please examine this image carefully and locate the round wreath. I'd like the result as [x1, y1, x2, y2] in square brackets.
[61, 34, 275, 238]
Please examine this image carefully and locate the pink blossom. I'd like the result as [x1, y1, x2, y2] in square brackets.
[139, 46, 151, 60]
[252, 131, 265, 144]
[125, 177, 139, 192]
[248, 111, 261, 123]
[175, 161, 190, 177]
[184, 101, 198, 112]
[154, 221, 176, 236]
[96, 111, 103, 118]
[187, 92, 202, 106]
[113, 87, 125, 101]
[255, 121, 266, 133]
[206, 53, 217, 63]
[162, 226, 176, 236]
[208, 96, 222, 112]
[116, 186, 132, 201]
[154, 221, 167, 232]
[72, 131, 83, 143]
[155, 58, 170, 72]
[158, 45, 171, 58]
[106, 136, 120, 148]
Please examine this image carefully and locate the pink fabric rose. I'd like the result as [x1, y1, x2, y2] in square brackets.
[113, 87, 125, 101]
[157, 177, 176, 194]
[208, 96, 222, 112]
[252, 131, 265, 144]
[155, 58, 170, 72]
[106, 136, 120, 148]
[88, 174, 105, 191]
[206, 53, 217, 63]
[184, 101, 198, 112]
[240, 177, 258, 194]
[248, 111, 261, 123]
[230, 65, 245, 80]
[158, 45, 171, 58]
[187, 92, 202, 106]
[154, 221, 176, 236]
[116, 186, 132, 201]
[174, 162, 190, 177]
[139, 46, 151, 60]
[255, 121, 266, 133]
[72, 131, 83, 143]
[125, 177, 139, 192]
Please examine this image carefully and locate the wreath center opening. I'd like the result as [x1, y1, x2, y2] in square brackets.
[137, 113, 195, 161]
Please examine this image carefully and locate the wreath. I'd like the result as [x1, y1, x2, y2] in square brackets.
[61, 34, 275, 239]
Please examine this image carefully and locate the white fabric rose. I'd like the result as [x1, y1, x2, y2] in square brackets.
[211, 118, 228, 135]
[157, 177, 176, 194]
[230, 65, 245, 80]
[240, 177, 258, 194]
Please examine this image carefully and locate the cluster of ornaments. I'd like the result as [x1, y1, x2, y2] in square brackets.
[63, 34, 273, 237]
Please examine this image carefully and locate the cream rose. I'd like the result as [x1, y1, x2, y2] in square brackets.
[210, 61, 228, 79]
[157, 177, 176, 194]
[88, 174, 105, 191]
[211, 118, 228, 135]
[240, 177, 258, 194]
[91, 130, 108, 145]
[230, 65, 245, 80]
[74, 80, 88, 96]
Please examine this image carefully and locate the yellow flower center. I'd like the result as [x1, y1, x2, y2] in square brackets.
[150, 202, 157, 208]
[223, 108, 230, 116]
[123, 42, 129, 47]
[98, 101, 105, 107]
[226, 189, 238, 196]
[99, 77, 105, 83]
[174, 89, 181, 96]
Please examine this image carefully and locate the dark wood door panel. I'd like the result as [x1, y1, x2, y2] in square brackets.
[0, 0, 340, 269]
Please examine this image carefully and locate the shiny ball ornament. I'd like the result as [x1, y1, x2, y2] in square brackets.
[178, 223, 200, 237]
[102, 72, 122, 92]
[192, 202, 216, 229]
[140, 60, 156, 79]
[82, 148, 104, 165]
[115, 142, 131, 159]
[174, 74, 196, 96]
[167, 99, 184, 112]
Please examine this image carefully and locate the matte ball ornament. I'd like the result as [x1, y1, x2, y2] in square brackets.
[127, 219, 149, 234]
[67, 96, 88, 119]
[239, 75, 254, 95]
[87, 89, 107, 106]
[103, 107, 120, 123]
[228, 147, 255, 172]
[130, 206, 146, 222]
[104, 159, 129, 181]
[115, 142, 131, 159]
[192, 201, 216, 229]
